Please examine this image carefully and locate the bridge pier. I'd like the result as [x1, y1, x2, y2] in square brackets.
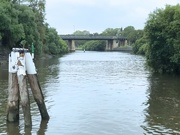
[105, 39, 117, 51]
[125, 39, 127, 46]
[118, 39, 128, 47]
[112, 39, 117, 49]
[68, 40, 75, 52]
[106, 40, 111, 51]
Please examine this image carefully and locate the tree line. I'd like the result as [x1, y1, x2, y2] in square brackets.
[0, 0, 68, 55]
[72, 4, 180, 74]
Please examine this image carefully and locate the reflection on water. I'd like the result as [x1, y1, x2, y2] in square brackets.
[143, 74, 180, 134]
[6, 122, 21, 135]
[1, 51, 180, 134]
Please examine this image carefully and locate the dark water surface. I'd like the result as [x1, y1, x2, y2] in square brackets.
[1, 51, 180, 135]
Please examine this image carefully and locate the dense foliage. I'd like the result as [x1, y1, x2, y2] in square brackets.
[121, 26, 143, 45]
[133, 35, 148, 55]
[83, 40, 106, 51]
[0, 0, 68, 55]
[145, 4, 180, 73]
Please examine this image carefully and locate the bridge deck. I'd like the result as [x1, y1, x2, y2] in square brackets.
[60, 35, 127, 40]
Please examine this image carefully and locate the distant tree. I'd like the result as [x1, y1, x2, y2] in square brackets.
[84, 40, 106, 51]
[93, 32, 99, 36]
[122, 26, 135, 36]
[122, 26, 135, 45]
[73, 30, 90, 35]
[72, 30, 91, 47]
[101, 28, 120, 36]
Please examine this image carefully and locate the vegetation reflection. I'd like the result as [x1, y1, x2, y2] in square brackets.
[143, 74, 180, 134]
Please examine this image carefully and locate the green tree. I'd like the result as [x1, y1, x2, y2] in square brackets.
[122, 26, 135, 44]
[59, 38, 68, 54]
[133, 36, 148, 55]
[0, 1, 25, 48]
[73, 30, 90, 35]
[101, 28, 120, 36]
[72, 30, 91, 48]
[17, 4, 38, 46]
[45, 27, 68, 55]
[84, 40, 106, 51]
[145, 4, 180, 73]
[0, 0, 68, 55]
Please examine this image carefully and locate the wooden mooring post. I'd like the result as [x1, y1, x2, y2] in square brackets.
[7, 48, 49, 126]
[18, 74, 32, 126]
[7, 73, 19, 122]
[25, 52, 49, 120]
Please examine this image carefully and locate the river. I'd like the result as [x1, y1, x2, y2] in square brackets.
[0, 51, 180, 135]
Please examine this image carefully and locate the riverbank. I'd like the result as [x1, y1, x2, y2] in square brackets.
[76, 46, 133, 53]
[112, 47, 133, 52]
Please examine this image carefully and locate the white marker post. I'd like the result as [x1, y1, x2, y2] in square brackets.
[7, 48, 49, 127]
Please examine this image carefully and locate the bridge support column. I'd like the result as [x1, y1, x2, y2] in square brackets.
[119, 39, 127, 46]
[106, 40, 117, 51]
[68, 40, 75, 52]
[106, 40, 112, 51]
[125, 39, 128, 46]
[112, 39, 117, 49]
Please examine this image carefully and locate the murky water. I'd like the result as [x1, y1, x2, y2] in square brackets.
[1, 51, 180, 135]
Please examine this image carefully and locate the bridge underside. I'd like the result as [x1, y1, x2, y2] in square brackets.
[67, 39, 127, 52]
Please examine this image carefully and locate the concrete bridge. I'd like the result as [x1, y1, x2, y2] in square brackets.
[60, 35, 128, 52]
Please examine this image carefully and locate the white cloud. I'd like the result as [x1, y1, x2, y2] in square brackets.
[45, 0, 180, 34]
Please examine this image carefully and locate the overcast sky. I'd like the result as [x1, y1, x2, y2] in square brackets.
[45, 0, 180, 34]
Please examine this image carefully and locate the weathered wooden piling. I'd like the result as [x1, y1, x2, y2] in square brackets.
[7, 73, 19, 122]
[25, 52, 49, 120]
[17, 75, 32, 126]
[28, 74, 49, 120]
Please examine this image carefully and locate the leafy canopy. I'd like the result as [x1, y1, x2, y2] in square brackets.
[145, 4, 180, 73]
